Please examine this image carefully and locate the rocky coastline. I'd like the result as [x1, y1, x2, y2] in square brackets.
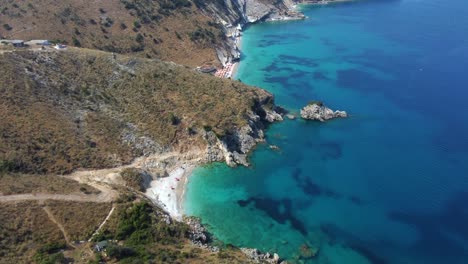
[141, 91, 286, 261]
[202, 0, 354, 67]
[204, 93, 284, 167]
[199, 0, 306, 66]
[185, 217, 287, 263]
[146, 1, 348, 261]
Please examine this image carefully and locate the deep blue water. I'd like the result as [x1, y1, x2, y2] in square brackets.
[185, 0, 468, 263]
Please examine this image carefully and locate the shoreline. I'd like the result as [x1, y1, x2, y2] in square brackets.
[214, 23, 243, 79]
[152, 0, 354, 220]
[214, 62, 238, 79]
[157, 2, 305, 220]
[145, 163, 195, 221]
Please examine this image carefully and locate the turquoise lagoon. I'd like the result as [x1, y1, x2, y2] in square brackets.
[185, 0, 468, 263]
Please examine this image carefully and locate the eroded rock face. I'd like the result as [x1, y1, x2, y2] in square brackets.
[201, 0, 303, 26]
[244, 0, 273, 22]
[203, 91, 283, 167]
[184, 217, 219, 252]
[300, 102, 347, 122]
[200, 0, 305, 65]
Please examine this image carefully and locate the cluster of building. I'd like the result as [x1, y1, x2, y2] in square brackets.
[0, 39, 67, 50]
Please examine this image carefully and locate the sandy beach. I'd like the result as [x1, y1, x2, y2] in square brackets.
[145, 164, 195, 220]
[231, 62, 240, 79]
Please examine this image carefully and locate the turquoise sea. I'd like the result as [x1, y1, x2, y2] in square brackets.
[185, 0, 468, 263]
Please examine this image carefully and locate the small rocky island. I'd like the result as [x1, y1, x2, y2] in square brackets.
[300, 101, 347, 122]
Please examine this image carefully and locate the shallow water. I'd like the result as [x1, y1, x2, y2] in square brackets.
[185, 0, 468, 263]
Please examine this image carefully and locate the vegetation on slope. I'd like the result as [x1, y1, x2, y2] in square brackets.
[0, 45, 274, 264]
[92, 200, 252, 263]
[0, 196, 256, 263]
[0, 0, 227, 66]
[0, 1, 285, 262]
[0, 174, 98, 195]
[0, 202, 66, 263]
[0, 48, 271, 175]
[46, 201, 112, 241]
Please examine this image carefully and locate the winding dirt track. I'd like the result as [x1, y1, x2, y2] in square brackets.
[43, 206, 76, 249]
[0, 150, 206, 249]
[0, 192, 112, 203]
[0, 150, 203, 204]
[88, 206, 116, 242]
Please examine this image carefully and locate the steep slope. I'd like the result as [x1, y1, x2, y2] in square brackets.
[197, 0, 301, 24]
[0, 0, 304, 66]
[195, 0, 305, 64]
[0, 48, 278, 175]
[0, 0, 227, 66]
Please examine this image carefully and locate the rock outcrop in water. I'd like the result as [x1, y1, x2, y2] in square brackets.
[300, 101, 347, 122]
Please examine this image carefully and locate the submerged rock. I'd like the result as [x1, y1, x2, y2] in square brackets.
[269, 145, 280, 151]
[300, 101, 347, 122]
[299, 244, 319, 259]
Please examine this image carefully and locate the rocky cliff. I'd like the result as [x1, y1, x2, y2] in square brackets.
[196, 0, 305, 65]
[204, 92, 283, 166]
[199, 0, 302, 24]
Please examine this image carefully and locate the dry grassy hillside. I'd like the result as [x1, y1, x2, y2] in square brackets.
[0, 0, 226, 66]
[0, 198, 256, 263]
[0, 48, 272, 175]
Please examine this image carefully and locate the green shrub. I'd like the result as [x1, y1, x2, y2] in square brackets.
[37, 242, 67, 254]
[116, 202, 153, 242]
[33, 252, 65, 264]
[0, 160, 15, 173]
[107, 244, 136, 260]
[169, 113, 180, 125]
[2, 24, 12, 31]
[135, 33, 144, 43]
[33, 242, 67, 264]
[130, 44, 144, 52]
[104, 17, 114, 27]
[72, 37, 81, 47]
